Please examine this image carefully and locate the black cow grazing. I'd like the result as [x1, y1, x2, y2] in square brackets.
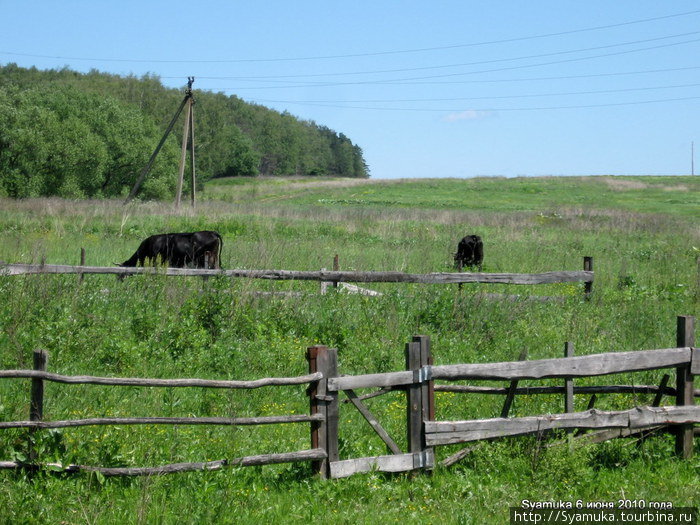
[454, 234, 483, 271]
[120, 231, 223, 269]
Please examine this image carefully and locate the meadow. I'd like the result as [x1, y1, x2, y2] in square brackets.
[0, 175, 698, 524]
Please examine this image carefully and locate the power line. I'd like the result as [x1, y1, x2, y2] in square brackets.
[195, 31, 700, 80]
[196, 36, 700, 91]
[252, 82, 700, 105]
[1, 9, 699, 64]
[249, 95, 700, 113]
[199, 65, 700, 90]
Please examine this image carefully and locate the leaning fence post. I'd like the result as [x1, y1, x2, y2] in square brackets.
[675, 315, 695, 459]
[583, 256, 593, 301]
[307, 345, 338, 479]
[29, 349, 48, 463]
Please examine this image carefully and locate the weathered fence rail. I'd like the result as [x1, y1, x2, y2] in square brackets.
[0, 369, 321, 388]
[425, 406, 700, 445]
[0, 262, 593, 287]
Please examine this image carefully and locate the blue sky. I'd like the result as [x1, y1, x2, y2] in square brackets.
[2, 1, 699, 179]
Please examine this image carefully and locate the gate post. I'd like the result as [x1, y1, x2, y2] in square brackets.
[407, 336, 434, 471]
[307, 345, 338, 479]
[675, 316, 695, 459]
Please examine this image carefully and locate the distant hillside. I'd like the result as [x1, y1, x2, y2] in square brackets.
[0, 63, 368, 199]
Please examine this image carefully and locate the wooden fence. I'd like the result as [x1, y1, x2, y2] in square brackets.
[0, 351, 325, 476]
[0, 255, 594, 299]
[2, 315, 693, 479]
[309, 315, 697, 478]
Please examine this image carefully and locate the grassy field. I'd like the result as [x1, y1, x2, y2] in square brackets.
[0, 175, 698, 524]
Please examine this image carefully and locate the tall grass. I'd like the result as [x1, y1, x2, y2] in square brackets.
[0, 176, 698, 523]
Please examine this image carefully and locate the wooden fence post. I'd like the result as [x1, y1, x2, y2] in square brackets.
[675, 315, 695, 459]
[406, 340, 422, 462]
[416, 336, 434, 470]
[307, 345, 338, 479]
[583, 256, 593, 301]
[407, 337, 433, 471]
[79, 248, 86, 283]
[29, 349, 48, 462]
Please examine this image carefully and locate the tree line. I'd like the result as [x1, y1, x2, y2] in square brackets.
[0, 63, 369, 199]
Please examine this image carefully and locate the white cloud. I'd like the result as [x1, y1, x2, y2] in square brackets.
[442, 110, 494, 122]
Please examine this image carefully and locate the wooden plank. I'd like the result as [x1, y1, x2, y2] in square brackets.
[431, 347, 692, 381]
[0, 449, 327, 476]
[328, 371, 415, 392]
[0, 370, 322, 389]
[434, 384, 682, 396]
[0, 263, 593, 285]
[344, 389, 402, 455]
[0, 414, 324, 430]
[630, 405, 700, 428]
[425, 409, 631, 446]
[329, 450, 434, 479]
[427, 406, 700, 446]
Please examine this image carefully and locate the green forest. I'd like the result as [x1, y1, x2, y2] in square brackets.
[0, 64, 369, 200]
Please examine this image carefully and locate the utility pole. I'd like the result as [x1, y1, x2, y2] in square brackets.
[125, 77, 196, 207]
[175, 76, 196, 209]
[692, 141, 695, 176]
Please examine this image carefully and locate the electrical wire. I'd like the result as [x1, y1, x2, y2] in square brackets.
[189, 31, 700, 80]
[1, 9, 698, 64]
[249, 95, 700, 113]
[251, 82, 700, 104]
